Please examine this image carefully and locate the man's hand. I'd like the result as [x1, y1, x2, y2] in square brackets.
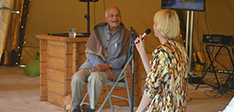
[105, 69, 116, 81]
[91, 63, 111, 72]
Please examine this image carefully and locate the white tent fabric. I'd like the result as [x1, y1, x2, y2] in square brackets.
[0, 0, 13, 61]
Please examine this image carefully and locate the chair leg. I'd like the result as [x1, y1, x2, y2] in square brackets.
[97, 82, 119, 112]
[125, 76, 132, 110]
[107, 85, 114, 112]
[80, 92, 89, 107]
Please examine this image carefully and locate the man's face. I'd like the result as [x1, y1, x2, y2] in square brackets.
[105, 7, 121, 30]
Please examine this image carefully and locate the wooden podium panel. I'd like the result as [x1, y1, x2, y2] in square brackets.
[37, 35, 140, 108]
[37, 35, 88, 107]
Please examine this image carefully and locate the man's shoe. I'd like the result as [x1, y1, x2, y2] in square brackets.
[84, 106, 95, 112]
[73, 106, 81, 112]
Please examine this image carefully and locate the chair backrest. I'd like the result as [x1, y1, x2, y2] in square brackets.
[116, 54, 133, 82]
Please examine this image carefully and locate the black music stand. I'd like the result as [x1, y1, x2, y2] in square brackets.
[196, 44, 234, 94]
[78, 0, 98, 34]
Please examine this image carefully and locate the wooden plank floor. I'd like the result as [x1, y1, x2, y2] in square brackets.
[0, 66, 233, 112]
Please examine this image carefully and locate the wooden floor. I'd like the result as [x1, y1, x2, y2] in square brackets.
[0, 66, 233, 112]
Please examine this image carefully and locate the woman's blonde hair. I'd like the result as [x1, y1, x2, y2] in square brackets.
[153, 9, 180, 39]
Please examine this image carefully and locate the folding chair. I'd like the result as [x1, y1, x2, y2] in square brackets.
[80, 54, 133, 112]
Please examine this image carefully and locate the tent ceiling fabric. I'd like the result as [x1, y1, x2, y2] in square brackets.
[20, 0, 234, 65]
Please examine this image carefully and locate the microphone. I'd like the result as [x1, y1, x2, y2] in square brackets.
[141, 28, 151, 40]
[134, 28, 151, 45]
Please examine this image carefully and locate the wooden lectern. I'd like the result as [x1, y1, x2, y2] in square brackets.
[37, 35, 88, 107]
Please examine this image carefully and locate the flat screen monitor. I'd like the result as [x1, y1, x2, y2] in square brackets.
[161, 0, 205, 11]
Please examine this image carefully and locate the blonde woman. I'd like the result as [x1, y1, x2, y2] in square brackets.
[135, 9, 189, 112]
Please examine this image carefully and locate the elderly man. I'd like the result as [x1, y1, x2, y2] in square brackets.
[71, 6, 131, 112]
